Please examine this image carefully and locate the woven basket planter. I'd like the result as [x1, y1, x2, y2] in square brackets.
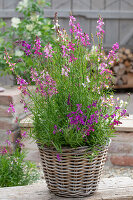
[38, 141, 110, 198]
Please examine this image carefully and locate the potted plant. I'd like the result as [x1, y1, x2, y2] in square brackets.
[4, 14, 128, 197]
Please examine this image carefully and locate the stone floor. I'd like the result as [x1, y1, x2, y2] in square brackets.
[0, 177, 133, 200]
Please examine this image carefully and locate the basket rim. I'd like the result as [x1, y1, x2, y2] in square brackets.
[37, 139, 111, 153]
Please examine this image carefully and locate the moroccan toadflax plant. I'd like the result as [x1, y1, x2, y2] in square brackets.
[4, 15, 128, 154]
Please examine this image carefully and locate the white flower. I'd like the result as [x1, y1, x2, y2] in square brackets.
[15, 50, 24, 57]
[82, 83, 86, 87]
[17, 0, 28, 11]
[120, 100, 124, 108]
[30, 14, 39, 22]
[11, 17, 21, 28]
[86, 76, 90, 83]
[85, 54, 90, 61]
[91, 45, 97, 53]
[124, 101, 128, 105]
[26, 24, 34, 31]
[36, 31, 41, 36]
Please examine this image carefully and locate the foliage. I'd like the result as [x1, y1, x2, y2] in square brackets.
[0, 149, 39, 187]
[4, 15, 128, 155]
[0, 128, 39, 187]
[0, 0, 53, 81]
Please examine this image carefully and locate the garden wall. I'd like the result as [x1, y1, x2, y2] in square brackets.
[0, 87, 25, 152]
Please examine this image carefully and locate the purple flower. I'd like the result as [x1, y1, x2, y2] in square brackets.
[121, 109, 127, 116]
[5, 140, 11, 146]
[115, 106, 120, 110]
[103, 114, 109, 119]
[15, 40, 31, 56]
[6, 130, 12, 135]
[53, 125, 57, 134]
[57, 154, 61, 161]
[16, 139, 24, 147]
[67, 94, 71, 106]
[111, 114, 116, 118]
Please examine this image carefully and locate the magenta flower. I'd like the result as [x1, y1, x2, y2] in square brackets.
[15, 40, 31, 56]
[8, 103, 15, 113]
[17, 76, 29, 96]
[1, 147, 7, 155]
[112, 42, 119, 51]
[33, 37, 42, 55]
[57, 154, 61, 161]
[21, 131, 27, 138]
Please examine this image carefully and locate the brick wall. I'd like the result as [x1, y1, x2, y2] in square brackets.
[0, 86, 26, 151]
[107, 131, 133, 166]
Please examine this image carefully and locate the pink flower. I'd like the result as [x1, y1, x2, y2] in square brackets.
[69, 16, 76, 26]
[4, 50, 16, 72]
[5, 140, 11, 146]
[112, 42, 119, 51]
[96, 16, 105, 38]
[61, 66, 70, 76]
[21, 131, 27, 138]
[44, 43, 54, 58]
[31, 68, 58, 98]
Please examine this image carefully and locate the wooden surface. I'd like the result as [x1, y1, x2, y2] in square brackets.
[0, 177, 133, 200]
[20, 115, 133, 132]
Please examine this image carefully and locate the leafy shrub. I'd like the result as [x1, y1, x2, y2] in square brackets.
[0, 149, 39, 187]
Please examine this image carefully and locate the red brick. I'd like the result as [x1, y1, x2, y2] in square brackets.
[0, 106, 12, 117]
[0, 120, 17, 130]
[108, 142, 133, 154]
[0, 87, 21, 105]
[113, 132, 133, 143]
[110, 155, 133, 166]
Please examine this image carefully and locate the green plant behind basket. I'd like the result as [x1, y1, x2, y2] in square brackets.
[0, 0, 53, 82]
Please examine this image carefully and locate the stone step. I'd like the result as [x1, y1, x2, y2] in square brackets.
[0, 177, 133, 200]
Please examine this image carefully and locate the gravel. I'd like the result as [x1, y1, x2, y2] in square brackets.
[102, 165, 133, 179]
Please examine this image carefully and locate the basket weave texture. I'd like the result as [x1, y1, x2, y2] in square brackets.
[38, 142, 109, 197]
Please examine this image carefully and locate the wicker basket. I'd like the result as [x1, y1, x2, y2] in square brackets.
[38, 141, 110, 197]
